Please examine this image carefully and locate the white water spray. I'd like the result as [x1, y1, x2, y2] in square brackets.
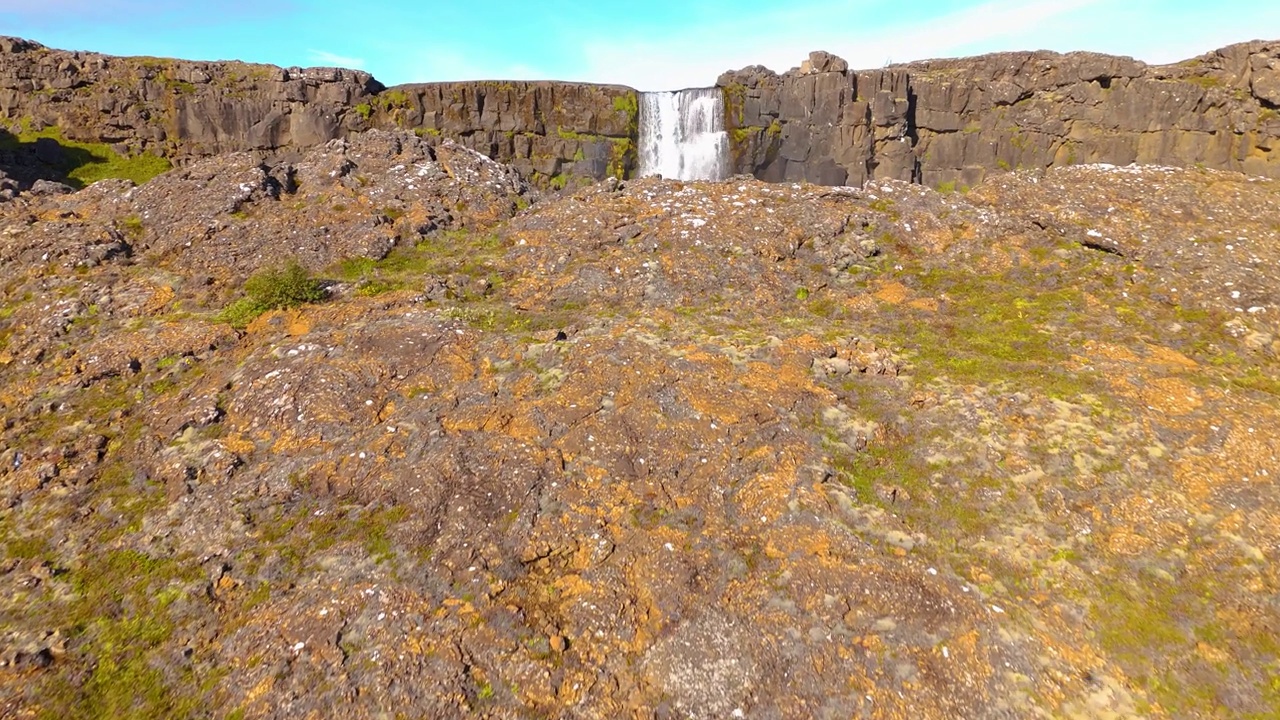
[638, 88, 729, 181]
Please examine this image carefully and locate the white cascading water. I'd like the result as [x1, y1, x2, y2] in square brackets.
[638, 88, 729, 181]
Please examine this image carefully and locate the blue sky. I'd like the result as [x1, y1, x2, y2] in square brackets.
[2, 0, 1278, 90]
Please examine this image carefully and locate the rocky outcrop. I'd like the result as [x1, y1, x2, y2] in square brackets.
[720, 42, 1280, 186]
[3, 35, 1280, 190]
[354, 82, 637, 186]
[0, 37, 636, 190]
[3, 144, 1280, 718]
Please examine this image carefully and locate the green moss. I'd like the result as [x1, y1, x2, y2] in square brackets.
[886, 266, 1095, 397]
[116, 215, 145, 240]
[2, 125, 171, 188]
[377, 89, 411, 110]
[721, 83, 747, 127]
[218, 261, 326, 327]
[607, 137, 634, 179]
[353, 103, 373, 120]
[31, 549, 210, 720]
[612, 92, 639, 134]
[359, 505, 410, 563]
[1186, 74, 1224, 90]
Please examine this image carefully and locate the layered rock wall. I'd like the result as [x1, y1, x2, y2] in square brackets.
[3, 35, 1280, 189]
[720, 42, 1280, 186]
[0, 37, 637, 189]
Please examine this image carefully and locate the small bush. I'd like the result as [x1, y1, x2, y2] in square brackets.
[219, 262, 325, 327]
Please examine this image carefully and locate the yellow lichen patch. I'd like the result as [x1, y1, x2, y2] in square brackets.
[143, 284, 175, 314]
[735, 458, 805, 523]
[874, 281, 910, 304]
[222, 432, 257, 455]
[1105, 529, 1154, 556]
[284, 309, 310, 336]
[1144, 344, 1198, 371]
[1139, 376, 1202, 415]
[1084, 341, 1141, 364]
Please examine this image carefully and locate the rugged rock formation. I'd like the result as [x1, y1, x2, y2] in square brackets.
[2, 130, 1279, 717]
[720, 43, 1280, 186]
[0, 37, 636, 190]
[3, 35, 1280, 191]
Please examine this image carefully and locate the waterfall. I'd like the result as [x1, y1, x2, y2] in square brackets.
[638, 88, 729, 181]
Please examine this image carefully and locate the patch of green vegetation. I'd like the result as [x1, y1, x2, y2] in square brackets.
[159, 75, 197, 95]
[332, 230, 505, 303]
[721, 83, 747, 126]
[549, 173, 568, 191]
[353, 103, 373, 120]
[889, 266, 1094, 398]
[1260, 108, 1279, 123]
[962, 121, 982, 134]
[0, 124, 171, 188]
[358, 505, 410, 563]
[31, 548, 211, 720]
[218, 261, 326, 328]
[794, 287, 810, 300]
[612, 91, 639, 134]
[119, 215, 146, 239]
[868, 198, 896, 214]
[445, 303, 541, 333]
[1230, 366, 1280, 397]
[355, 278, 405, 297]
[996, 159, 1012, 171]
[377, 89, 411, 111]
[807, 296, 838, 318]
[607, 137, 634, 180]
[1186, 74, 1224, 90]
[937, 180, 957, 194]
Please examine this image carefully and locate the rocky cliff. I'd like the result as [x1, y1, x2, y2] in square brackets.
[0, 37, 636, 190]
[720, 42, 1280, 186]
[3, 35, 1280, 191]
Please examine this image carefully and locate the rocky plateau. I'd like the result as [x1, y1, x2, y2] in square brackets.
[0, 36, 1278, 720]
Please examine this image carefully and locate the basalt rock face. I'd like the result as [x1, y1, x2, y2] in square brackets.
[720, 42, 1280, 187]
[0, 37, 636, 190]
[355, 82, 638, 187]
[0, 36, 382, 157]
[4, 35, 1280, 192]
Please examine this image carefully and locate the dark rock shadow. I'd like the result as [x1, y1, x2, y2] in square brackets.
[0, 126, 101, 189]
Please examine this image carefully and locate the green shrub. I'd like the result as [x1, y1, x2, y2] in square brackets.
[218, 262, 325, 327]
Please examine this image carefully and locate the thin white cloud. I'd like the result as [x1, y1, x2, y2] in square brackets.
[307, 49, 366, 69]
[574, 0, 1109, 90]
